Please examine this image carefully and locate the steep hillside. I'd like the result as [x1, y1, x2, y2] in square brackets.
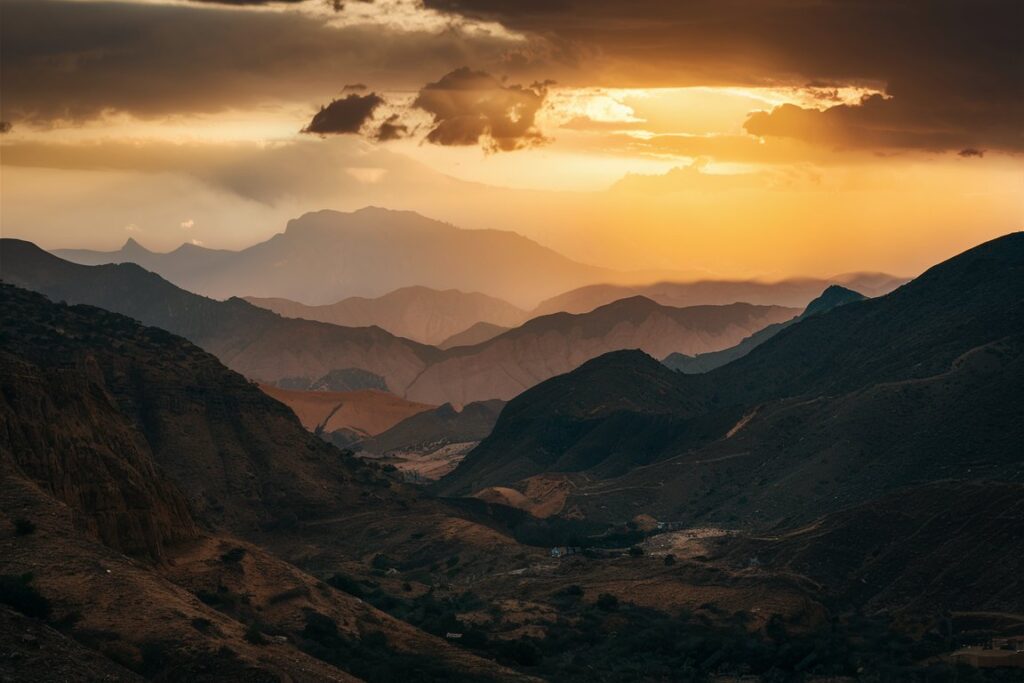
[246, 287, 526, 346]
[0, 284, 527, 681]
[405, 297, 798, 405]
[55, 207, 615, 308]
[664, 284, 865, 373]
[532, 273, 904, 316]
[1, 238, 442, 393]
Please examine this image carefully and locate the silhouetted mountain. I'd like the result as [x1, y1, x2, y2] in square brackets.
[405, 296, 798, 405]
[439, 234, 1024, 518]
[531, 273, 904, 317]
[439, 321, 512, 349]
[54, 207, 616, 308]
[1, 238, 443, 393]
[664, 285, 865, 373]
[246, 287, 526, 346]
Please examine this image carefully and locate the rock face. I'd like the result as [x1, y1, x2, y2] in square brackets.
[405, 297, 799, 405]
[246, 286, 526, 346]
[0, 287, 199, 562]
[54, 207, 615, 309]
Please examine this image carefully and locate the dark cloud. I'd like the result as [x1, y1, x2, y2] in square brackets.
[422, 0, 1024, 153]
[343, 83, 368, 92]
[413, 67, 548, 152]
[302, 92, 384, 135]
[375, 114, 409, 142]
[190, 0, 308, 5]
[0, 0, 522, 125]
[0, 122, 12, 134]
[958, 148, 985, 158]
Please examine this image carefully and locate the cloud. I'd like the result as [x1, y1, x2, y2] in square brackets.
[421, 0, 1024, 153]
[180, 219, 196, 229]
[959, 148, 985, 158]
[302, 92, 384, 135]
[413, 67, 549, 152]
[0, 122, 11, 134]
[375, 114, 410, 141]
[0, 0, 524, 125]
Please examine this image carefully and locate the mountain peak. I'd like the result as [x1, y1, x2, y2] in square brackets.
[801, 284, 866, 318]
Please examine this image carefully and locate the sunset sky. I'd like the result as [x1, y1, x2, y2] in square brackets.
[1, 0, 1021, 279]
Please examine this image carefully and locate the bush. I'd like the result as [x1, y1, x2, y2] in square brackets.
[664, 554, 677, 566]
[14, 518, 36, 536]
[220, 547, 246, 563]
[245, 624, 267, 645]
[0, 573, 50, 619]
[596, 593, 619, 611]
[628, 545, 644, 557]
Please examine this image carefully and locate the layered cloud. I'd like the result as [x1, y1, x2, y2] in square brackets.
[422, 0, 1023, 153]
[302, 92, 384, 135]
[412, 68, 548, 152]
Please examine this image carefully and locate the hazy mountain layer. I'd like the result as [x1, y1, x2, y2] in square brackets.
[55, 207, 616, 309]
[246, 286, 526, 346]
[405, 297, 798, 405]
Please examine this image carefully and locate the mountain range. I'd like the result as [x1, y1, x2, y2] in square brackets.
[438, 233, 1024, 534]
[2, 239, 798, 406]
[531, 272, 906, 317]
[245, 286, 527, 346]
[54, 207, 620, 309]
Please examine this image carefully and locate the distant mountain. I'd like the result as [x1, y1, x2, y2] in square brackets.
[404, 296, 799, 405]
[438, 233, 1024, 521]
[438, 321, 512, 349]
[54, 207, 617, 309]
[246, 286, 526, 346]
[664, 284, 865, 373]
[359, 400, 506, 457]
[1, 238, 443, 393]
[531, 273, 905, 317]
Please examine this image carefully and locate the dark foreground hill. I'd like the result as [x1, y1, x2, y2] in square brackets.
[438, 233, 1024, 524]
[0, 283, 530, 681]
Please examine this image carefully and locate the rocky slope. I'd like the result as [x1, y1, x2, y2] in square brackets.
[0, 283, 531, 681]
[246, 286, 526, 346]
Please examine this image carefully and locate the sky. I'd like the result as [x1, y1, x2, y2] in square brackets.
[1, 0, 1021, 279]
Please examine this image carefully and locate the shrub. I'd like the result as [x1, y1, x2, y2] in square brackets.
[0, 573, 50, 619]
[220, 547, 247, 563]
[628, 545, 644, 557]
[14, 518, 36, 536]
[244, 624, 267, 645]
[664, 554, 677, 566]
[596, 593, 619, 611]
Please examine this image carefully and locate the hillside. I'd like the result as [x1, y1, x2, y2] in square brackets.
[405, 297, 798, 405]
[246, 287, 526, 346]
[54, 207, 616, 309]
[664, 284, 865, 373]
[532, 273, 904, 317]
[439, 321, 512, 349]
[1, 238, 443, 393]
[0, 284, 527, 681]
[439, 233, 1024, 517]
